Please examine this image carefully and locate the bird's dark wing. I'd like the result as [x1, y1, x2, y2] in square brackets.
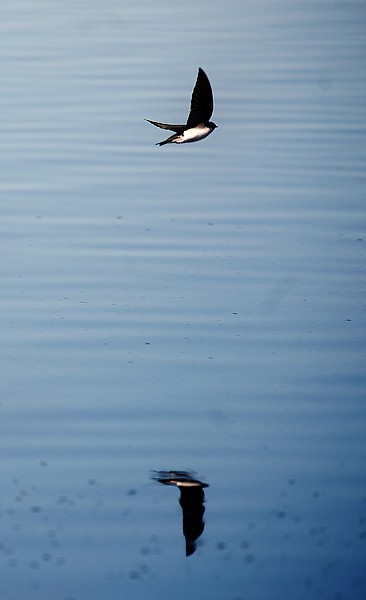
[185, 68, 214, 129]
[145, 119, 185, 133]
[179, 486, 206, 557]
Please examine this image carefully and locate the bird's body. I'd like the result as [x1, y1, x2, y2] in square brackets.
[145, 68, 217, 146]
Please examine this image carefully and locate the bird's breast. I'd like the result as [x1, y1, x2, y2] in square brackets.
[179, 125, 212, 143]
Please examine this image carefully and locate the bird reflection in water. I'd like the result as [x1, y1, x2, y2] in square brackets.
[151, 470, 208, 556]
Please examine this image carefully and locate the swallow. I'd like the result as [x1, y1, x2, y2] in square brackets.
[145, 68, 217, 146]
[150, 470, 209, 556]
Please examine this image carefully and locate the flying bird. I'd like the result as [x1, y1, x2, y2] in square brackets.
[151, 470, 209, 556]
[145, 68, 217, 146]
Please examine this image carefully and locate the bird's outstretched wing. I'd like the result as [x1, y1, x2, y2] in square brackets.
[144, 119, 185, 133]
[151, 470, 208, 487]
[185, 68, 214, 129]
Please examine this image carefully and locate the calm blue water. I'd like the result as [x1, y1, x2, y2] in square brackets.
[1, 1, 366, 599]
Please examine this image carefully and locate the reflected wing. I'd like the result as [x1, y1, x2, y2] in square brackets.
[185, 68, 214, 129]
[150, 470, 208, 487]
[179, 486, 206, 557]
[145, 119, 185, 133]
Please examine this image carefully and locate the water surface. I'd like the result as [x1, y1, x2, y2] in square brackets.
[1, 1, 366, 599]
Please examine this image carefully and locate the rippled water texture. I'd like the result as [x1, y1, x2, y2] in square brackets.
[1, 1, 366, 599]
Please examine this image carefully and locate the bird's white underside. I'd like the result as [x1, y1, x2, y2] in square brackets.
[171, 481, 203, 487]
[174, 126, 212, 144]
